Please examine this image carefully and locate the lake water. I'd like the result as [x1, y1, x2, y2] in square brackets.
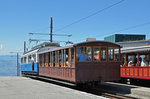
[0, 55, 19, 76]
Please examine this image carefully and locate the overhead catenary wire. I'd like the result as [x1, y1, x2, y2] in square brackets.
[73, 21, 150, 43]
[54, 0, 125, 33]
[95, 21, 150, 37]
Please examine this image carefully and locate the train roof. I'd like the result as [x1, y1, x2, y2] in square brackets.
[74, 40, 121, 47]
[117, 39, 150, 48]
[121, 45, 150, 54]
[22, 42, 60, 57]
[38, 40, 121, 54]
[21, 49, 39, 57]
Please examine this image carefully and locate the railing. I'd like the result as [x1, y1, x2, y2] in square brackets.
[120, 66, 150, 80]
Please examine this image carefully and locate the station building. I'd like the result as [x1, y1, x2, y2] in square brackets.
[104, 34, 146, 43]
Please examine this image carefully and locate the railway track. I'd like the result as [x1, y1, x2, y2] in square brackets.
[24, 75, 138, 99]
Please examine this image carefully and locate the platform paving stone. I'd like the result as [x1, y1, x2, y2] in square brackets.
[0, 77, 106, 99]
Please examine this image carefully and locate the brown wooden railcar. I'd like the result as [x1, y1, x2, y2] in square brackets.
[38, 41, 121, 84]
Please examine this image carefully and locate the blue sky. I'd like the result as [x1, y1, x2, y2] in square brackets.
[0, 0, 150, 55]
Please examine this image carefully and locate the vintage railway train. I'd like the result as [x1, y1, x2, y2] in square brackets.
[120, 45, 150, 82]
[21, 41, 121, 84]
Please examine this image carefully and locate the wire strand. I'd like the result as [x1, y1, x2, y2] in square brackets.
[54, 0, 125, 33]
[73, 21, 150, 43]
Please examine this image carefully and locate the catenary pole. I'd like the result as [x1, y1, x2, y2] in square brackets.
[50, 17, 53, 42]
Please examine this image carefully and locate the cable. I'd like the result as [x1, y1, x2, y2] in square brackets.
[95, 21, 150, 37]
[73, 21, 150, 43]
[54, 0, 125, 33]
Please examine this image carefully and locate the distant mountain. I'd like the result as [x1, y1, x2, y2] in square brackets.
[0, 55, 19, 76]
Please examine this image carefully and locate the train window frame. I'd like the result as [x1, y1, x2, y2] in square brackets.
[58, 50, 62, 67]
[39, 54, 42, 67]
[68, 48, 71, 67]
[21, 57, 23, 64]
[71, 47, 75, 63]
[108, 47, 114, 62]
[53, 51, 56, 67]
[44, 53, 46, 67]
[76, 46, 92, 62]
[114, 47, 120, 62]
[50, 52, 53, 67]
[64, 49, 66, 67]
[93, 46, 101, 62]
[45, 53, 49, 67]
[65, 48, 69, 67]
[48, 52, 50, 67]
[56, 51, 59, 67]
[61, 50, 64, 67]
[28, 55, 31, 63]
[100, 46, 107, 62]
[24, 57, 27, 64]
[42, 54, 45, 67]
[76, 46, 84, 62]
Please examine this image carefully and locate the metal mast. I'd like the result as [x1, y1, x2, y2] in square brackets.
[50, 17, 53, 42]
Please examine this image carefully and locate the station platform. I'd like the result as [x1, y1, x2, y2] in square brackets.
[0, 76, 106, 99]
[99, 82, 150, 99]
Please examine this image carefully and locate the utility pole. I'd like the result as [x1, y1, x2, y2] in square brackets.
[50, 17, 53, 42]
[29, 17, 73, 44]
[24, 41, 26, 53]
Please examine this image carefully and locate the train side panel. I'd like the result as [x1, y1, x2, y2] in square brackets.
[21, 62, 39, 75]
[121, 66, 150, 80]
[76, 62, 120, 83]
[39, 67, 76, 82]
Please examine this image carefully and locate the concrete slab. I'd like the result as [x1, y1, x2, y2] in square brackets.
[0, 77, 106, 99]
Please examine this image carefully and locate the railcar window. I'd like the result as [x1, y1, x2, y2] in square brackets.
[101, 48, 106, 61]
[28, 55, 31, 63]
[48, 53, 50, 66]
[77, 47, 84, 61]
[85, 47, 91, 61]
[33, 54, 36, 62]
[21, 58, 23, 64]
[114, 48, 119, 61]
[45, 53, 49, 67]
[94, 48, 100, 61]
[139, 54, 149, 66]
[65, 49, 69, 66]
[59, 50, 61, 67]
[44, 53, 46, 67]
[69, 48, 71, 67]
[42, 54, 45, 67]
[108, 48, 114, 61]
[55, 51, 59, 67]
[61, 50, 64, 67]
[39, 54, 42, 67]
[64, 50, 66, 66]
[71, 48, 74, 62]
[53, 52, 55, 67]
[50, 52, 52, 67]
[127, 55, 137, 66]
[24, 57, 27, 63]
